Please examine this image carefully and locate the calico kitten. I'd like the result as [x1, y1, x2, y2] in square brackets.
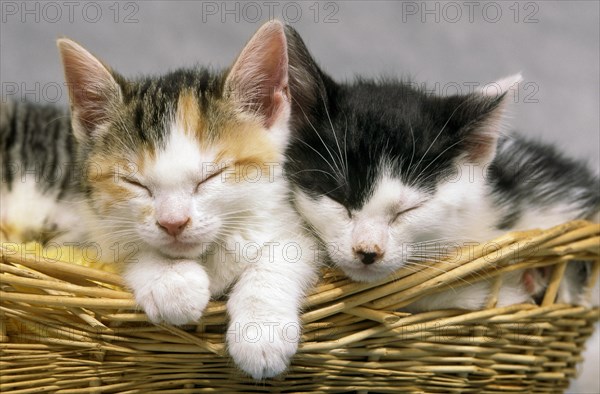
[284, 26, 599, 309]
[52, 21, 316, 379]
[0, 101, 88, 244]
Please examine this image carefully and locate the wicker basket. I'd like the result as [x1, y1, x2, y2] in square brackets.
[1, 220, 598, 393]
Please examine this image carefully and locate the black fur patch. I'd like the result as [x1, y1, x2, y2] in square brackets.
[284, 25, 599, 224]
[284, 26, 506, 211]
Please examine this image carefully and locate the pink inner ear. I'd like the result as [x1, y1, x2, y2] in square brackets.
[464, 132, 498, 163]
[68, 69, 114, 128]
[463, 96, 507, 164]
[58, 39, 120, 136]
[263, 85, 289, 129]
[226, 21, 290, 129]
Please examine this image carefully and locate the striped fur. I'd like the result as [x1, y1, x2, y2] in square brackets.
[0, 100, 87, 243]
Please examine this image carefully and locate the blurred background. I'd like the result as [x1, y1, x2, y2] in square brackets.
[1, 1, 598, 391]
[1, 1, 598, 168]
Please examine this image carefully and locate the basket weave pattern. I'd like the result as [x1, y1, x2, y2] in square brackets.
[1, 220, 598, 393]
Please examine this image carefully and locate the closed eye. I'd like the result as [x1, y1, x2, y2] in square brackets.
[327, 195, 352, 219]
[391, 205, 420, 224]
[195, 166, 227, 192]
[122, 177, 152, 197]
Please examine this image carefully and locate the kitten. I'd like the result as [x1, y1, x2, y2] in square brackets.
[53, 21, 317, 379]
[0, 100, 88, 244]
[284, 26, 599, 310]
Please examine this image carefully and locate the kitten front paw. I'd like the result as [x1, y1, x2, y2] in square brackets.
[226, 317, 300, 380]
[128, 260, 210, 325]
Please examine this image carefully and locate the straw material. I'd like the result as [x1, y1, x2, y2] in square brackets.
[1, 220, 598, 393]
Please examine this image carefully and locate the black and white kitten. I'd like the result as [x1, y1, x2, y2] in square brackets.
[284, 26, 599, 309]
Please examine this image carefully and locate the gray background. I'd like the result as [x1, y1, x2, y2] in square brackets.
[1, 0, 599, 169]
[1, 1, 598, 392]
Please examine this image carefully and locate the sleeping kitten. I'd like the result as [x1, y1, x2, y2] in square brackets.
[53, 21, 317, 379]
[0, 101, 88, 244]
[284, 26, 599, 309]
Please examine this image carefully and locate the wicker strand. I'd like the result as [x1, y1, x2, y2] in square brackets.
[1, 221, 598, 393]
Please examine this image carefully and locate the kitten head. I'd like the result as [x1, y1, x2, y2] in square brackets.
[58, 21, 291, 259]
[285, 27, 519, 281]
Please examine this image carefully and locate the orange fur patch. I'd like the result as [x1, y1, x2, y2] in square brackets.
[176, 90, 280, 183]
[177, 91, 205, 144]
[216, 119, 280, 184]
[90, 91, 281, 206]
[87, 154, 138, 214]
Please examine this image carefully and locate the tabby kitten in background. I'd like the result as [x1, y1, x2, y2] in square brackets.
[284, 25, 599, 309]
[2, 21, 318, 379]
[0, 101, 88, 244]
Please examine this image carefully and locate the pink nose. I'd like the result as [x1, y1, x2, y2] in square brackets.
[157, 218, 190, 237]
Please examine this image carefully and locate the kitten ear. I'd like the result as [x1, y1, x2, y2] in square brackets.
[225, 20, 289, 129]
[453, 73, 522, 165]
[57, 38, 122, 142]
[478, 73, 522, 98]
[285, 25, 331, 131]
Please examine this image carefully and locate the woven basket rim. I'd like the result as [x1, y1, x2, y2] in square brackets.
[1, 220, 598, 393]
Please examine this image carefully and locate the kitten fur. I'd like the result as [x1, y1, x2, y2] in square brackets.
[0, 100, 88, 244]
[284, 25, 599, 310]
[52, 21, 317, 379]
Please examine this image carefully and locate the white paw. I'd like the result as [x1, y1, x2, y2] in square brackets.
[126, 259, 210, 325]
[226, 317, 300, 380]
